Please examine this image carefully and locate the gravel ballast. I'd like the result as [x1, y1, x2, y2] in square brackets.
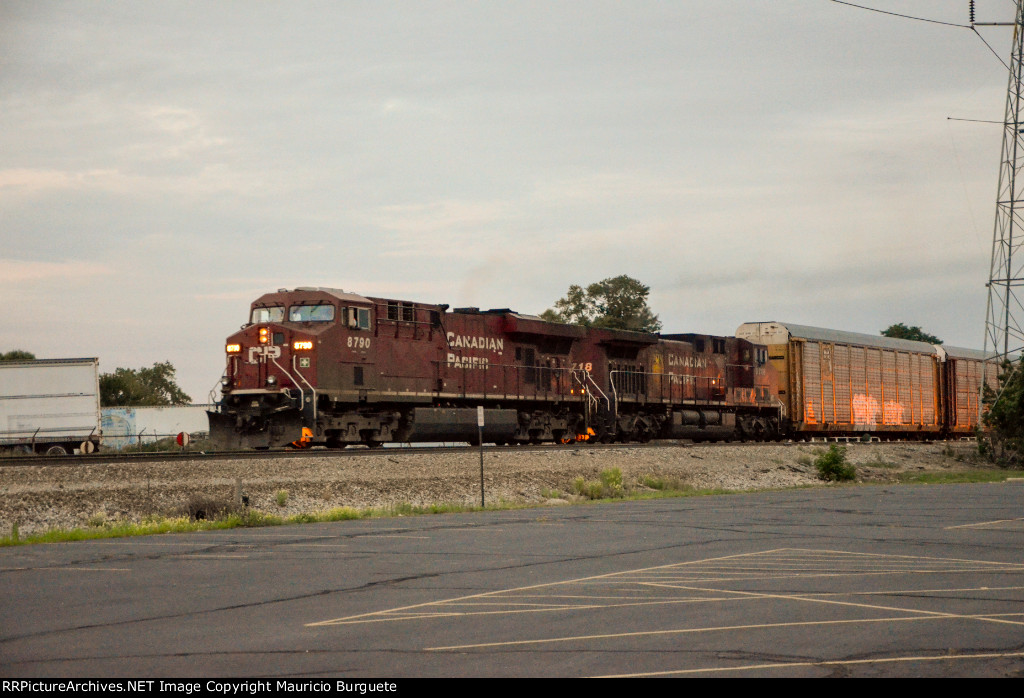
[0, 441, 988, 536]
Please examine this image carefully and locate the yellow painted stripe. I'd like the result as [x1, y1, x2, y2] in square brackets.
[597, 650, 1024, 678]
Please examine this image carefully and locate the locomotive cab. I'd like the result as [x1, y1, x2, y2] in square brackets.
[210, 287, 377, 449]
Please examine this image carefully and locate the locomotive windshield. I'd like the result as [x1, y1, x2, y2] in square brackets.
[289, 304, 336, 322]
[251, 306, 285, 324]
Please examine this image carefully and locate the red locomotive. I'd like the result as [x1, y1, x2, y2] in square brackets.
[209, 287, 782, 449]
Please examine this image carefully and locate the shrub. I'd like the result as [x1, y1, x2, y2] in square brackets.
[981, 359, 1024, 468]
[814, 445, 856, 482]
[275, 490, 289, 508]
[599, 468, 623, 497]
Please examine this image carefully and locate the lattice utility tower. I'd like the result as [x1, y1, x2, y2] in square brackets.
[983, 0, 1024, 366]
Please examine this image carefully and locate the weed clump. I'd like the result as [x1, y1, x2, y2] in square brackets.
[600, 468, 623, 497]
[182, 496, 237, 521]
[814, 445, 856, 482]
[571, 468, 626, 499]
[275, 490, 289, 508]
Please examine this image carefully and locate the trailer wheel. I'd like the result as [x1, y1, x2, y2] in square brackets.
[45, 445, 68, 456]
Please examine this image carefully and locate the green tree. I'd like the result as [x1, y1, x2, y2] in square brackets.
[881, 323, 942, 344]
[981, 359, 1024, 467]
[100, 362, 192, 407]
[1, 350, 36, 361]
[543, 275, 662, 332]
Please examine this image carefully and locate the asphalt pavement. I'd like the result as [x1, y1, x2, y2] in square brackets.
[1, 481, 1023, 677]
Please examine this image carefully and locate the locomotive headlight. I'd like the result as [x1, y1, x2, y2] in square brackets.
[259, 327, 269, 344]
[293, 340, 313, 351]
[226, 343, 241, 354]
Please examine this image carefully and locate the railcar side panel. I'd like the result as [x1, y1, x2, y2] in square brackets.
[737, 322, 947, 437]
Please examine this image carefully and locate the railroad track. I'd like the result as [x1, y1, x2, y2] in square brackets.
[0, 441, 686, 467]
[0, 437, 959, 468]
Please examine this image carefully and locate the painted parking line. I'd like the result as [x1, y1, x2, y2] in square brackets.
[946, 517, 1024, 530]
[308, 546, 1024, 666]
[426, 615, 978, 651]
[596, 650, 1024, 677]
[0, 566, 131, 572]
[307, 549, 792, 626]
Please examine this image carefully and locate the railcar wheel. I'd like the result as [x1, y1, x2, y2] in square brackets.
[45, 445, 68, 456]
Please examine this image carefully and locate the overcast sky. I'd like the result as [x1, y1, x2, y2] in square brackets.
[0, 1, 1016, 401]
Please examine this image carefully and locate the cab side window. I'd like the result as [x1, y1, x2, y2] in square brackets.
[347, 307, 371, 330]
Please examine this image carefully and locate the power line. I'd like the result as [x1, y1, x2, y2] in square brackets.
[947, 117, 1004, 124]
[829, 1, 971, 29]
[829, 2, 1010, 69]
[972, 25, 1011, 70]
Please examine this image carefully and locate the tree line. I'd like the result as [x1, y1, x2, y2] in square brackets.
[1, 351, 191, 406]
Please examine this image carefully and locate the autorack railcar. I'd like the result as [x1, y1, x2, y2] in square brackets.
[735, 321, 997, 439]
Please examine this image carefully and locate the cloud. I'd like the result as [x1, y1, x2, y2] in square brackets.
[0, 258, 113, 284]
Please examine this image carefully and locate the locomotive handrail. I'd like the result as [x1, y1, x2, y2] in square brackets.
[429, 360, 584, 402]
[572, 369, 609, 408]
[209, 357, 231, 405]
[291, 356, 318, 422]
[609, 369, 728, 409]
[268, 355, 309, 421]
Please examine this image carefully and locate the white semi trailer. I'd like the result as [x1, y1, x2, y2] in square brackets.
[0, 358, 102, 455]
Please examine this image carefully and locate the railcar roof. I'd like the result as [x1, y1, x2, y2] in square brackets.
[738, 321, 938, 353]
[941, 345, 999, 361]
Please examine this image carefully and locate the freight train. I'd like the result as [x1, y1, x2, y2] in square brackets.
[208, 287, 995, 449]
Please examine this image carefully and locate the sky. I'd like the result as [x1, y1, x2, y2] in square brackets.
[0, 1, 1017, 402]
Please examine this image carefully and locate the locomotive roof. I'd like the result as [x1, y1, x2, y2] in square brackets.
[253, 287, 373, 306]
[503, 313, 587, 338]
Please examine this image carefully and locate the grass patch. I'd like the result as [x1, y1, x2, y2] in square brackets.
[897, 470, 1015, 484]
[24, 459, 1005, 547]
[639, 474, 691, 493]
[573, 469, 701, 500]
[0, 483, 750, 547]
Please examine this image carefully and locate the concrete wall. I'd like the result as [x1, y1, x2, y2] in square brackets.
[101, 405, 212, 450]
